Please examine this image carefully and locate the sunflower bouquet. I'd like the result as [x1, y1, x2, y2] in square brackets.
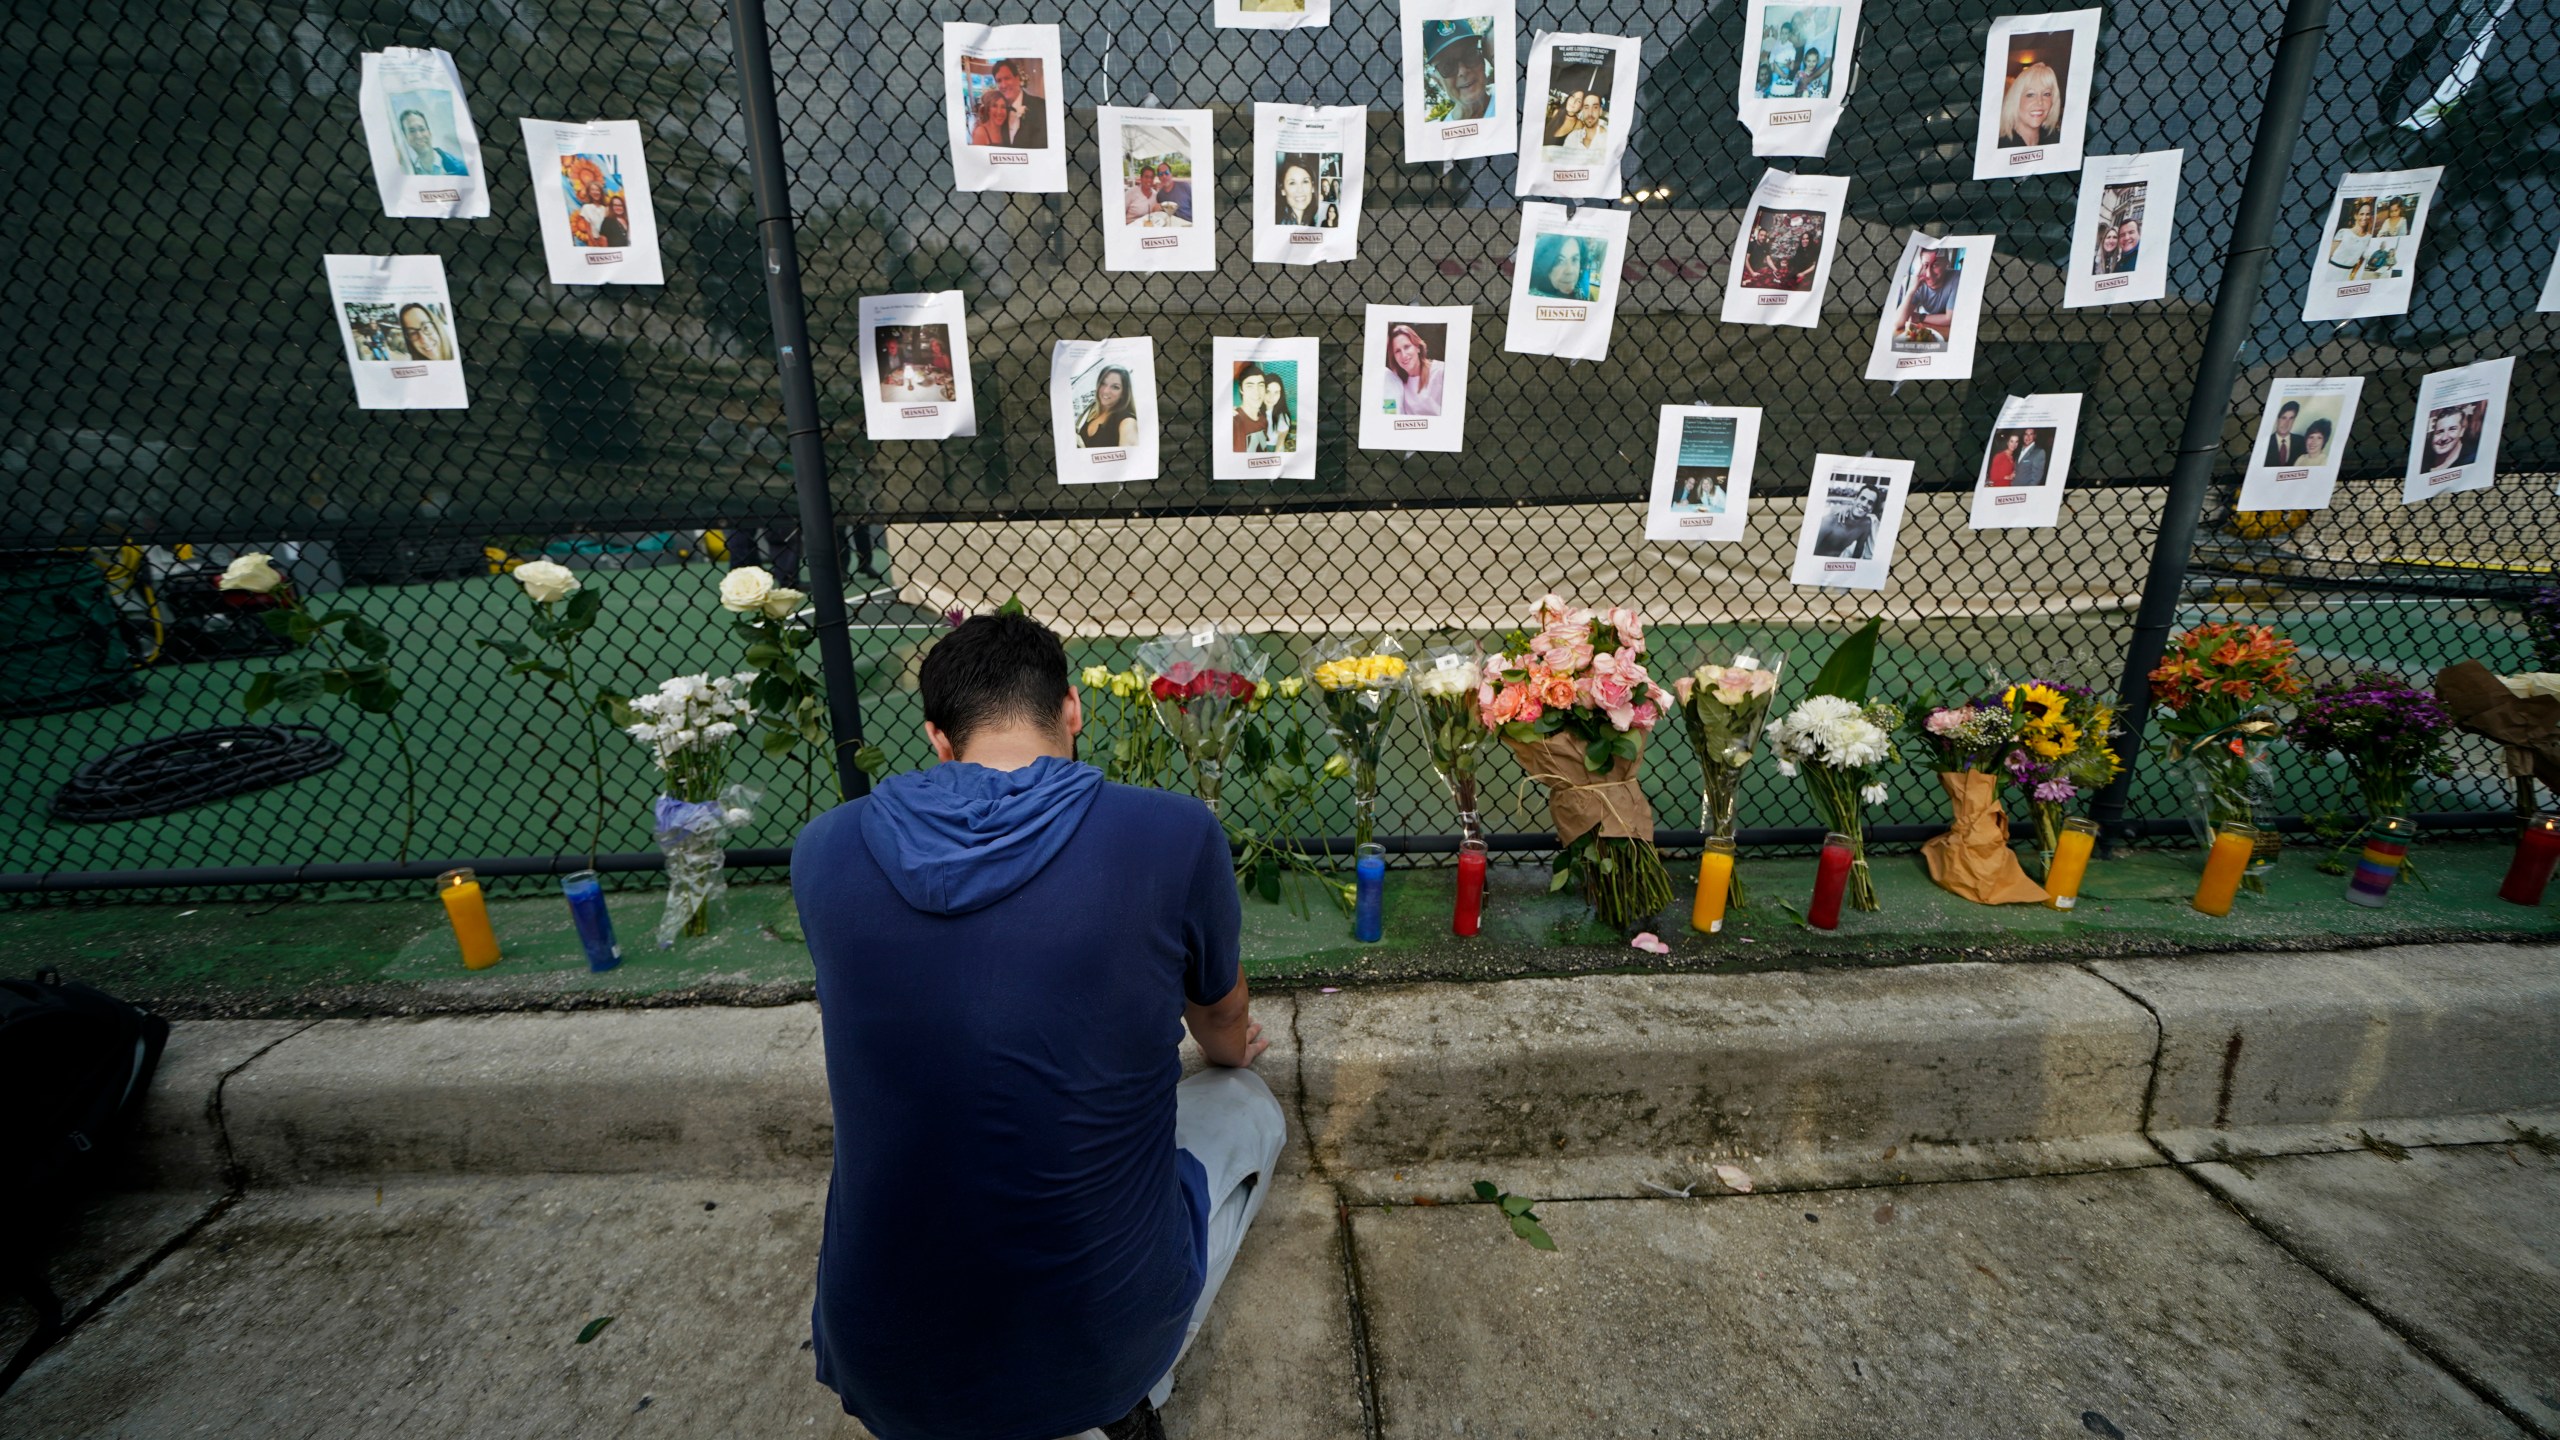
[1306, 638, 1411, 850]
[1997, 680, 2123, 876]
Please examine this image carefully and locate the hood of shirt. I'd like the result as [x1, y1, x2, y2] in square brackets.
[856, 755, 1104, 916]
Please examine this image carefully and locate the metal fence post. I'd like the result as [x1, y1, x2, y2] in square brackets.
[727, 0, 872, 799]
[2092, 0, 2330, 844]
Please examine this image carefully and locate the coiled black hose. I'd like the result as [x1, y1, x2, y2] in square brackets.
[50, 724, 345, 823]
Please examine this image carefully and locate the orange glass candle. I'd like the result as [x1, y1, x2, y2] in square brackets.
[437, 867, 502, 970]
[2045, 817, 2098, 910]
[1690, 838, 1736, 933]
[2192, 822, 2255, 917]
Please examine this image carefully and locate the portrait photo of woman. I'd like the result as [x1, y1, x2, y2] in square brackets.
[1382, 322, 1445, 417]
[1527, 234, 1601, 301]
[1274, 152, 1328, 227]
[1076, 364, 1140, 449]
[1997, 53, 2065, 148]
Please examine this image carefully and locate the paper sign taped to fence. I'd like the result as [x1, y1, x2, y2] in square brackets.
[359, 48, 489, 219]
[1051, 337, 1159, 484]
[2402, 356, 2512, 505]
[1864, 232, 1994, 381]
[1099, 107, 1216, 273]
[1645, 406, 1760, 543]
[1722, 169, 1849, 328]
[1358, 305, 1471, 452]
[1971, 9, 2101, 180]
[324, 254, 467, 410]
[1401, 0, 1517, 163]
[1212, 337, 1318, 481]
[1253, 104, 1365, 264]
[2236, 376, 2363, 513]
[518, 120, 664, 286]
[1219, 0, 1328, 31]
[1505, 202, 1631, 361]
[1737, 0, 1860, 159]
[859, 292, 977, 440]
[2539, 241, 2560, 313]
[1790, 453, 1914, 591]
[944, 24, 1068, 193]
[1968, 393, 2081, 530]
[2302, 166, 2442, 322]
[2064, 150, 2181, 308]
[1516, 33, 1639, 199]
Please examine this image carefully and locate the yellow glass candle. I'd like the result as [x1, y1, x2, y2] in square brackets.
[1691, 838, 1736, 934]
[436, 867, 502, 970]
[2045, 817, 2099, 910]
[2192, 823, 2256, 917]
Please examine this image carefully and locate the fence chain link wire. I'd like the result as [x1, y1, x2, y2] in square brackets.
[0, 0, 2549, 896]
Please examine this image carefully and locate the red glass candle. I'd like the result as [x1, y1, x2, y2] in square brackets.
[1453, 839, 1487, 936]
[1807, 832, 1854, 931]
[2500, 813, 2560, 906]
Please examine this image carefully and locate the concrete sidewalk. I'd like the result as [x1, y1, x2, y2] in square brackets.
[5, 942, 2557, 1437]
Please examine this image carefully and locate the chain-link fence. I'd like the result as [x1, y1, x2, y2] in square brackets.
[0, 0, 2550, 896]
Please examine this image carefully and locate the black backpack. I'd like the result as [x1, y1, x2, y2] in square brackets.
[0, 970, 170, 1392]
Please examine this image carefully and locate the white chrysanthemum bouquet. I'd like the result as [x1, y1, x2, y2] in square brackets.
[623, 673, 760, 944]
[1763, 620, 1898, 913]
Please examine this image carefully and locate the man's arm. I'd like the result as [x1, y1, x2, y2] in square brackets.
[1186, 973, 1268, 1068]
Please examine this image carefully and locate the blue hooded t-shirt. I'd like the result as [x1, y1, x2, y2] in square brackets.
[792, 756, 1240, 1440]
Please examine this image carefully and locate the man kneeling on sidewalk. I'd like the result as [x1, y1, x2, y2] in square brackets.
[794, 613, 1286, 1440]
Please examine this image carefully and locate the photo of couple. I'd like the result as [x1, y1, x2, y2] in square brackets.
[1667, 415, 1735, 514]
[962, 56, 1049, 149]
[1527, 233, 1608, 302]
[2420, 400, 2486, 472]
[1810, 475, 1891, 559]
[1982, 427, 2055, 487]
[1422, 18, 1498, 122]
[1379, 321, 1448, 416]
[2260, 396, 2346, 468]
[1753, 6, 1838, 99]
[1539, 46, 1616, 160]
[1994, 31, 2073, 148]
[2324, 191, 2420, 281]
[1227, 361, 1299, 454]
[390, 91, 471, 175]
[2089, 183, 2145, 275]
[341, 300, 454, 363]
[1887, 245, 1965, 353]
[1121, 127, 1196, 227]
[1272, 152, 1342, 227]
[874, 324, 958, 403]
[559, 153, 631, 248]
[1739, 208, 1825, 291]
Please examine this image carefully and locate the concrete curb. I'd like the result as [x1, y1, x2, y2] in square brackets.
[150, 942, 2560, 1196]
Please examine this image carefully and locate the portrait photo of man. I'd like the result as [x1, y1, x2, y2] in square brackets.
[395, 103, 469, 176]
[1424, 19, 1496, 122]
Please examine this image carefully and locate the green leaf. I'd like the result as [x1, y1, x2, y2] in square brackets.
[853, 743, 889, 781]
[1255, 853, 1281, 904]
[478, 638, 529, 661]
[271, 670, 328, 711]
[744, 641, 786, 668]
[242, 671, 278, 715]
[1471, 1180, 1501, 1203]
[342, 616, 391, 658]
[260, 608, 315, 644]
[1499, 1194, 1537, 1217]
[597, 691, 633, 725]
[995, 594, 1026, 616]
[1806, 617, 1883, 703]
[562, 588, 603, 627]
[1510, 1214, 1558, 1250]
[347, 674, 403, 715]
[575, 1316, 616, 1345]
[1548, 867, 1574, 893]
[760, 726, 800, 757]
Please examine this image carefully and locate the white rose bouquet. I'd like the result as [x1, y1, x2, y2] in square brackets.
[714, 565, 876, 817]
[481, 560, 615, 863]
[1413, 642, 1490, 843]
[622, 673, 761, 945]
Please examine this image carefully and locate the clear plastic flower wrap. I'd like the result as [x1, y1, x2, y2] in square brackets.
[1306, 635, 1411, 849]
[651, 782, 760, 948]
[1413, 640, 1489, 843]
[1672, 649, 1785, 908]
[1134, 625, 1271, 814]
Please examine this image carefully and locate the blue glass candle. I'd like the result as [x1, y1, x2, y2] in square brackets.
[1353, 843, 1387, 943]
[561, 869, 622, 972]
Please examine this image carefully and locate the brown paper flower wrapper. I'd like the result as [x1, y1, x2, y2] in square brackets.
[1505, 731, 1656, 843]
[2436, 661, 2560, 796]
[1920, 771, 2048, 905]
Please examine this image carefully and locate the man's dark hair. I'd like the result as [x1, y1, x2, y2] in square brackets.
[919, 613, 1071, 754]
[2277, 400, 2300, 418]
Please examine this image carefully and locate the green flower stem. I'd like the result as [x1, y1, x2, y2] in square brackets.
[299, 596, 419, 862]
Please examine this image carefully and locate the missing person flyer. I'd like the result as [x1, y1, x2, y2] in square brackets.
[1863, 232, 1995, 381]
[1211, 336, 1319, 481]
[2063, 150, 2182, 308]
[1217, 0, 1328, 31]
[1789, 453, 1914, 591]
[358, 48, 489, 219]
[1967, 393, 2081, 529]
[1050, 338, 1160, 484]
[1099, 107, 1216, 273]
[2302, 166, 2443, 323]
[2402, 356, 2512, 505]
[1252, 104, 1365, 265]
[519, 119, 665, 286]
[2540, 241, 2560, 313]
[1401, 0, 1516, 164]
[858, 292, 978, 440]
[1358, 304, 1471, 452]
[1970, 9, 2102, 180]
[1721, 169, 1849, 328]
[2235, 376, 2362, 513]
[1737, 0, 1862, 159]
[1644, 405, 1761, 543]
[1504, 202, 1631, 361]
[944, 24, 1069, 192]
[1516, 33, 1640, 200]
[324, 254, 468, 410]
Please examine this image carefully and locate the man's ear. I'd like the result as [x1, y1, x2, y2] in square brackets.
[925, 722, 958, 764]
[1061, 688, 1085, 740]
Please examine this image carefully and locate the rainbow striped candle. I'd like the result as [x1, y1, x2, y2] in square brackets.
[2344, 817, 2416, 908]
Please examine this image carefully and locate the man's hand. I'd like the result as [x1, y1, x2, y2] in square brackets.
[1186, 975, 1267, 1068]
